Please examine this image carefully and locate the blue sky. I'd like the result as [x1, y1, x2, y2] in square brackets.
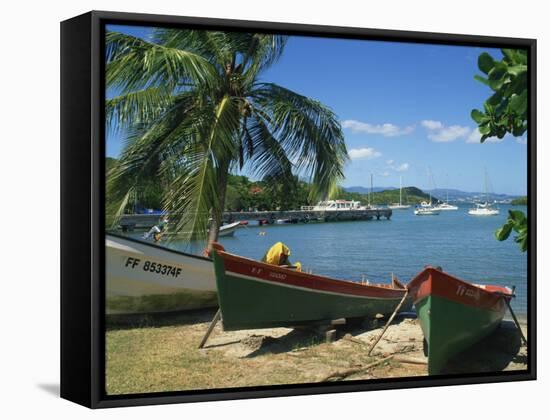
[106, 25, 528, 195]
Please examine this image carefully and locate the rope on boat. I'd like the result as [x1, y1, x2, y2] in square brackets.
[367, 285, 410, 356]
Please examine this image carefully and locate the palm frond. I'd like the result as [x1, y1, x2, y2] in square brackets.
[152, 29, 234, 69]
[165, 95, 241, 239]
[240, 111, 294, 182]
[106, 87, 174, 130]
[106, 31, 218, 93]
[251, 82, 348, 200]
[106, 93, 200, 218]
[241, 34, 287, 81]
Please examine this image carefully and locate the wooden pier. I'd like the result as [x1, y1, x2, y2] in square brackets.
[118, 208, 392, 230]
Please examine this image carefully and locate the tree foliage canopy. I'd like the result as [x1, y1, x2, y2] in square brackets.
[472, 49, 528, 252]
[105, 29, 347, 240]
[471, 49, 528, 142]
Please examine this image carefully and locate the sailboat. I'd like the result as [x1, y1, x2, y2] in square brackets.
[468, 170, 500, 216]
[414, 170, 440, 215]
[388, 176, 411, 209]
[435, 178, 458, 211]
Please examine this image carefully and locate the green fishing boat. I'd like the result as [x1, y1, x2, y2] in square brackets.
[408, 267, 514, 375]
[210, 243, 411, 331]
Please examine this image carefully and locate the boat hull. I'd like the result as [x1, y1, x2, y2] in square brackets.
[408, 268, 511, 375]
[468, 209, 500, 216]
[212, 245, 412, 331]
[106, 234, 217, 314]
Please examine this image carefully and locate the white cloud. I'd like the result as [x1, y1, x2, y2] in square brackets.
[422, 120, 471, 143]
[466, 128, 482, 143]
[342, 120, 415, 137]
[395, 163, 410, 172]
[386, 159, 394, 165]
[379, 171, 391, 177]
[421, 120, 444, 130]
[348, 147, 382, 160]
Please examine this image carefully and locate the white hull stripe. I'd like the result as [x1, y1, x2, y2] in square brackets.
[226, 270, 403, 301]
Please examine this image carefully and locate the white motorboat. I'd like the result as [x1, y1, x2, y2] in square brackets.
[106, 233, 217, 314]
[218, 221, 241, 237]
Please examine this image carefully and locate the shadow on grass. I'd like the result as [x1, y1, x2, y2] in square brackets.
[442, 320, 526, 374]
[106, 307, 219, 331]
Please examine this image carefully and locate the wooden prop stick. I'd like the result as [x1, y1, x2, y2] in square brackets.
[505, 299, 527, 346]
[367, 287, 410, 356]
[198, 309, 221, 349]
[321, 355, 394, 382]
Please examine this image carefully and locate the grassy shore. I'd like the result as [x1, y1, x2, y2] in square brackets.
[106, 309, 527, 395]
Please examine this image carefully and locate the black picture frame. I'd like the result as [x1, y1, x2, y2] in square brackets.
[61, 10, 536, 409]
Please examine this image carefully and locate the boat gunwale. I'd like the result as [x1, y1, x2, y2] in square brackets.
[408, 267, 513, 311]
[106, 232, 211, 262]
[216, 248, 408, 299]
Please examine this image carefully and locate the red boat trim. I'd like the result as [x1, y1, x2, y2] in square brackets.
[226, 270, 399, 300]
[220, 251, 407, 299]
[407, 267, 512, 312]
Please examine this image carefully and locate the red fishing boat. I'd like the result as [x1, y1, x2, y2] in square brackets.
[407, 267, 514, 375]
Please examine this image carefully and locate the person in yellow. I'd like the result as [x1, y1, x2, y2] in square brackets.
[261, 242, 302, 272]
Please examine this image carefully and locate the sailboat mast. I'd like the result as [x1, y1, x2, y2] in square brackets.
[484, 168, 489, 204]
[399, 176, 403, 206]
[370, 174, 373, 207]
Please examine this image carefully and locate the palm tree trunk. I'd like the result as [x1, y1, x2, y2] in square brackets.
[206, 160, 230, 251]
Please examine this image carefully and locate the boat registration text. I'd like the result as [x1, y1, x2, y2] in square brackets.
[124, 257, 182, 278]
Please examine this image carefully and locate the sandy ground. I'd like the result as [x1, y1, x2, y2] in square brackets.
[106, 309, 528, 394]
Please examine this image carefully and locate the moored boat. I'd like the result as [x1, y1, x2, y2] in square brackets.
[407, 267, 513, 375]
[218, 221, 242, 237]
[106, 233, 217, 314]
[414, 201, 440, 215]
[468, 202, 499, 216]
[435, 202, 458, 211]
[210, 243, 412, 331]
[388, 176, 411, 209]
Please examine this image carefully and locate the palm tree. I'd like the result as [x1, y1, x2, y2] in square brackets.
[106, 29, 348, 247]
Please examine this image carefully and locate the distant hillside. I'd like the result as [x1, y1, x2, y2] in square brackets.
[340, 187, 437, 205]
[511, 196, 527, 205]
[426, 188, 520, 202]
[345, 186, 397, 194]
[345, 186, 521, 203]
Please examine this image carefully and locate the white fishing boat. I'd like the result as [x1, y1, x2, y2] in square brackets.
[468, 170, 500, 216]
[106, 233, 217, 314]
[218, 221, 241, 237]
[388, 176, 411, 209]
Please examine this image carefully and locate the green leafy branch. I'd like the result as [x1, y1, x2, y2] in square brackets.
[495, 210, 528, 252]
